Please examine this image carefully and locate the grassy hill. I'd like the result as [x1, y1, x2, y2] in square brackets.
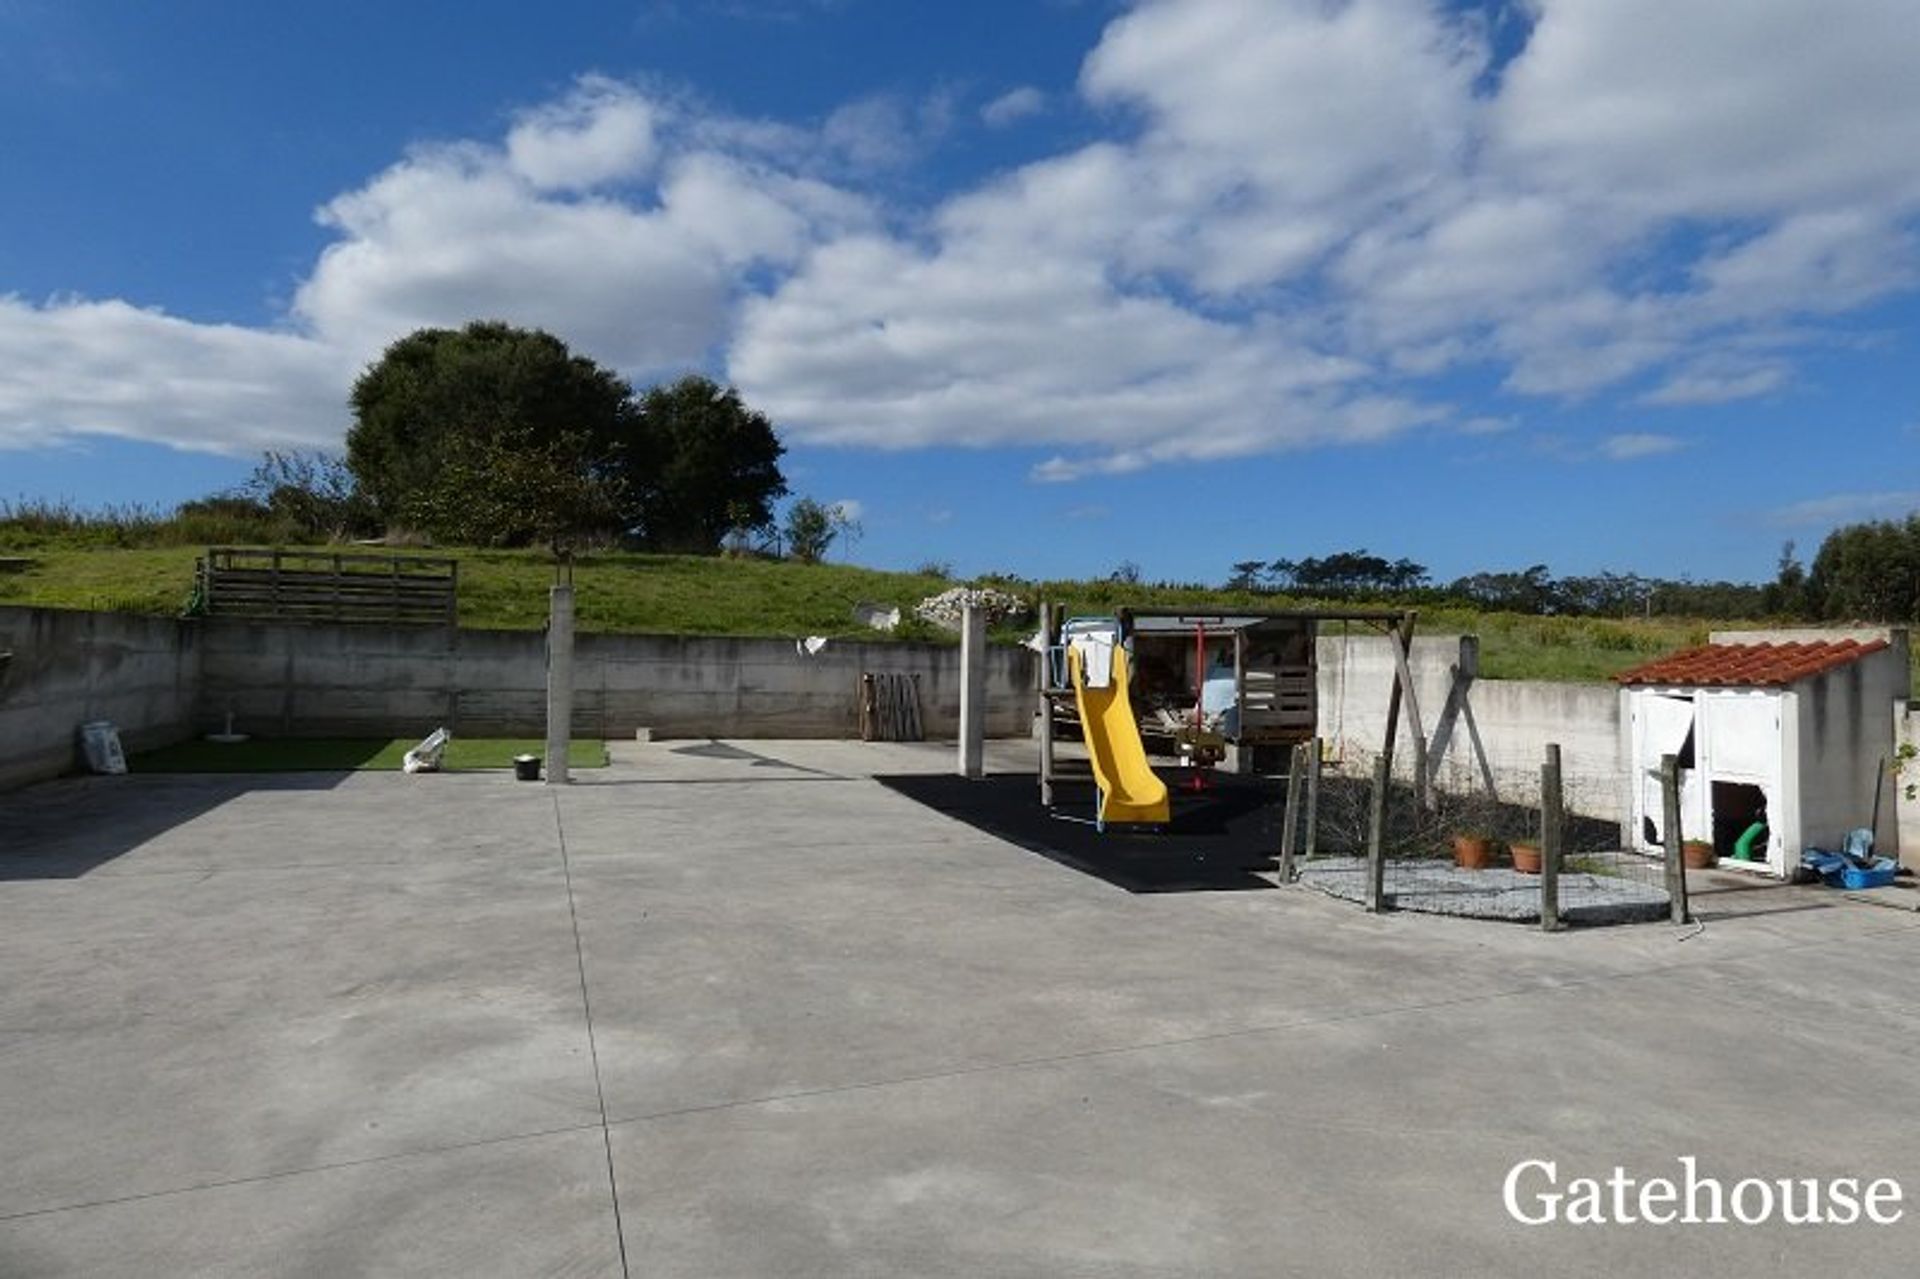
[0, 540, 1748, 684]
[9, 528, 1916, 692]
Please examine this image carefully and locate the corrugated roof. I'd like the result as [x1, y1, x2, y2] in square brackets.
[1614, 639, 1889, 688]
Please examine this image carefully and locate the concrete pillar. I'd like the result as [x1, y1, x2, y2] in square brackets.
[546, 584, 573, 785]
[958, 602, 985, 779]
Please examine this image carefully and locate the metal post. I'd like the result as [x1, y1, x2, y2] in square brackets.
[1540, 743, 1563, 932]
[1038, 602, 1056, 807]
[1278, 742, 1304, 882]
[1304, 736, 1322, 861]
[545, 583, 574, 786]
[1365, 753, 1390, 913]
[1661, 753, 1690, 924]
[958, 602, 986, 779]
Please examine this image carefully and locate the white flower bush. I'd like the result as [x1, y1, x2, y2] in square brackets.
[913, 586, 1030, 631]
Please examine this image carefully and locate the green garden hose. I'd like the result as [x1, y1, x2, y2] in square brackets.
[1734, 820, 1767, 861]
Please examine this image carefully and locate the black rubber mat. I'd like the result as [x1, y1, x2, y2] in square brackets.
[876, 769, 1285, 893]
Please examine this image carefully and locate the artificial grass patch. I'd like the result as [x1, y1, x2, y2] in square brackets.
[132, 736, 609, 773]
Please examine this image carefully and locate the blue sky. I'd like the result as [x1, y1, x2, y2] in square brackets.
[3, 0, 1917, 586]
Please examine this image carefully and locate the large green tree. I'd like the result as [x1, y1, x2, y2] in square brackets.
[346, 324, 788, 551]
[625, 375, 787, 552]
[346, 322, 636, 546]
[1806, 514, 1920, 622]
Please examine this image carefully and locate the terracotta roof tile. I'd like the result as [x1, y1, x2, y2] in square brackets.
[1614, 639, 1888, 688]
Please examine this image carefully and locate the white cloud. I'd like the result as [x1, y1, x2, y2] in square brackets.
[1766, 491, 1920, 527]
[295, 150, 735, 372]
[980, 86, 1045, 128]
[730, 231, 1426, 467]
[1599, 432, 1683, 461]
[0, 76, 877, 455]
[1491, 0, 1920, 220]
[1031, 454, 1148, 484]
[738, 0, 1920, 473]
[1458, 415, 1518, 436]
[827, 497, 863, 521]
[1640, 361, 1788, 407]
[1079, 0, 1488, 295]
[7, 2, 1920, 475]
[504, 75, 658, 191]
[818, 89, 958, 173]
[1690, 211, 1917, 320]
[0, 295, 350, 452]
[292, 85, 885, 374]
[821, 96, 921, 171]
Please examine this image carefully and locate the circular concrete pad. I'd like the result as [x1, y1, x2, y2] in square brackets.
[1296, 856, 1671, 925]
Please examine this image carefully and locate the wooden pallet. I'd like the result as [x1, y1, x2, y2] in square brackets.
[859, 672, 924, 742]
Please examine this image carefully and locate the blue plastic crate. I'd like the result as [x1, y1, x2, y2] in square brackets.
[1803, 850, 1897, 890]
[1835, 860, 1898, 891]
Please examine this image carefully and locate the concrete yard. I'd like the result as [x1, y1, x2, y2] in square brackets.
[2, 740, 1916, 1277]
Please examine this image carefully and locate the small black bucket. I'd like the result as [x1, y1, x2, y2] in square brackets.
[513, 754, 541, 782]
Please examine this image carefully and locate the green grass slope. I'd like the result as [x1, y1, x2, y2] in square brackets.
[3, 542, 1909, 692]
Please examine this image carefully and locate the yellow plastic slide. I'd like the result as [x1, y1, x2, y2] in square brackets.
[1068, 643, 1171, 829]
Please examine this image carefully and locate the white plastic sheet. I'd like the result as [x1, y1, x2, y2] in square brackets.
[403, 727, 451, 773]
[1068, 632, 1116, 689]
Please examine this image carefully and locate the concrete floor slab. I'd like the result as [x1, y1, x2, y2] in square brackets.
[610, 1002, 1919, 1279]
[0, 778, 601, 1221]
[3, 741, 1917, 1276]
[0, 1128, 621, 1279]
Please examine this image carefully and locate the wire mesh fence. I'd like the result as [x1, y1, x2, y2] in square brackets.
[1290, 745, 1671, 926]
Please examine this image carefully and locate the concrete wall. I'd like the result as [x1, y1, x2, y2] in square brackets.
[1792, 643, 1909, 858]
[1315, 632, 1627, 819]
[0, 606, 1037, 791]
[198, 620, 1036, 742]
[0, 606, 201, 791]
[1319, 629, 1913, 844]
[11, 599, 1906, 852]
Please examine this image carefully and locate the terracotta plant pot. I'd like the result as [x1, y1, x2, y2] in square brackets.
[1452, 835, 1494, 870]
[1509, 840, 1542, 874]
[1683, 840, 1717, 870]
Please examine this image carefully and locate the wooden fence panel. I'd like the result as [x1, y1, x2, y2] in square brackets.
[197, 547, 458, 626]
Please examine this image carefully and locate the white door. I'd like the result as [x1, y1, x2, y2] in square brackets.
[1700, 692, 1784, 870]
[1633, 692, 1703, 850]
[1700, 693, 1780, 780]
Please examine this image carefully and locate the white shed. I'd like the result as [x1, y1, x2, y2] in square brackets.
[1616, 629, 1909, 878]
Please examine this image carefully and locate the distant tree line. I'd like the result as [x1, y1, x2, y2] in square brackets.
[1222, 522, 1920, 624]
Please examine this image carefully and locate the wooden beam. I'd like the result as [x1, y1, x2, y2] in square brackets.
[1303, 736, 1322, 861]
[1425, 635, 1497, 800]
[1365, 753, 1390, 913]
[1388, 615, 1430, 810]
[1540, 744, 1563, 932]
[1457, 696, 1500, 802]
[1661, 754, 1690, 925]
[1278, 742, 1304, 883]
